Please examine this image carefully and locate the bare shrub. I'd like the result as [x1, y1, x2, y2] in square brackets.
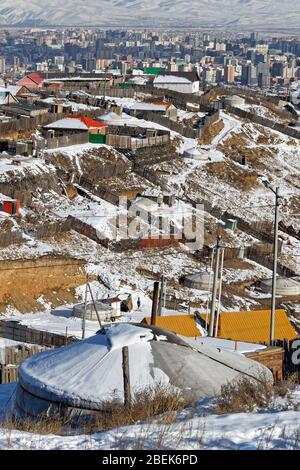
[215, 374, 274, 414]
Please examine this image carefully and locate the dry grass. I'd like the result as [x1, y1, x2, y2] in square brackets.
[2, 385, 188, 437]
[203, 160, 260, 192]
[216, 372, 300, 416]
[199, 119, 225, 145]
[215, 374, 275, 414]
[2, 412, 67, 441]
[87, 385, 187, 433]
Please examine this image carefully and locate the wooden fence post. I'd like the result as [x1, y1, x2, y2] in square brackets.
[122, 346, 131, 407]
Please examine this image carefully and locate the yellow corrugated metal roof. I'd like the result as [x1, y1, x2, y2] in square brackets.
[200, 309, 297, 343]
[143, 314, 202, 337]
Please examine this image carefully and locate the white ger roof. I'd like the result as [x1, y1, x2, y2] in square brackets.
[44, 118, 88, 131]
[17, 323, 272, 412]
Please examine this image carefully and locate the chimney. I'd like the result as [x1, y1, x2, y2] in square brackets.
[151, 281, 160, 326]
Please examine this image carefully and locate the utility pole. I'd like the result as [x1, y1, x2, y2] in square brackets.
[157, 276, 165, 317]
[82, 276, 89, 340]
[270, 187, 281, 344]
[122, 346, 131, 408]
[215, 248, 225, 337]
[261, 181, 281, 344]
[87, 283, 102, 329]
[208, 237, 221, 337]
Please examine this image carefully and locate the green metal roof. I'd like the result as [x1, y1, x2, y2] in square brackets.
[144, 67, 165, 75]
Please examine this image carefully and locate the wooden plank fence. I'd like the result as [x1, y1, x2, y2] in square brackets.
[225, 104, 300, 140]
[270, 338, 300, 380]
[0, 344, 48, 384]
[0, 320, 78, 348]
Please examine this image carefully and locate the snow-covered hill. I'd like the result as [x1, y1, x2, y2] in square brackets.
[0, 0, 299, 28]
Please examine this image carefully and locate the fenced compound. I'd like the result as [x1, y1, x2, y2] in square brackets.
[139, 110, 220, 139]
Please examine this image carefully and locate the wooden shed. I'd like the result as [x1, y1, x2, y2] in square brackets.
[1, 199, 20, 216]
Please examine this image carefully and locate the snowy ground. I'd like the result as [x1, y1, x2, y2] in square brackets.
[0, 382, 299, 450]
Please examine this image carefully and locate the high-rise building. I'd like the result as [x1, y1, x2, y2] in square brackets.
[272, 62, 284, 78]
[241, 62, 257, 86]
[257, 62, 270, 88]
[0, 56, 6, 74]
[224, 64, 235, 83]
[13, 56, 20, 72]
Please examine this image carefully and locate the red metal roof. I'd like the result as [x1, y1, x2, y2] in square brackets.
[26, 72, 44, 85]
[67, 116, 108, 129]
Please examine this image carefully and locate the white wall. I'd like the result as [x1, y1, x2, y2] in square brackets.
[154, 81, 199, 94]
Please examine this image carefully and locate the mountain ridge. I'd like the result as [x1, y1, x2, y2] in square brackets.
[0, 1, 299, 28]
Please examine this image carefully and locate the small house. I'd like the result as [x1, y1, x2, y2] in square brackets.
[16, 72, 44, 90]
[44, 116, 108, 143]
[153, 72, 200, 94]
[0, 199, 20, 216]
[72, 296, 121, 322]
[1, 102, 49, 118]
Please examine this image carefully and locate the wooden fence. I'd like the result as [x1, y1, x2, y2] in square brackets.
[270, 339, 300, 380]
[35, 218, 73, 240]
[0, 345, 47, 384]
[0, 112, 65, 136]
[224, 104, 300, 140]
[0, 320, 78, 348]
[139, 110, 220, 139]
[46, 132, 89, 150]
[0, 230, 24, 248]
[106, 133, 169, 149]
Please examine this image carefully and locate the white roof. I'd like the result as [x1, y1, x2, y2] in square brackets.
[99, 111, 132, 125]
[44, 118, 88, 131]
[154, 75, 192, 84]
[0, 85, 23, 96]
[129, 76, 148, 85]
[16, 323, 272, 413]
[126, 102, 167, 112]
[184, 336, 267, 355]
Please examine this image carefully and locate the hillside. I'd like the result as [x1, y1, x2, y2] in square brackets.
[0, 0, 299, 28]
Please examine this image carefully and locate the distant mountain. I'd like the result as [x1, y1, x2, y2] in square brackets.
[0, 0, 299, 29]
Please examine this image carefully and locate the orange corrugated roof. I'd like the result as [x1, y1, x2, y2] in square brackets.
[67, 116, 108, 128]
[143, 314, 202, 337]
[200, 309, 297, 343]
